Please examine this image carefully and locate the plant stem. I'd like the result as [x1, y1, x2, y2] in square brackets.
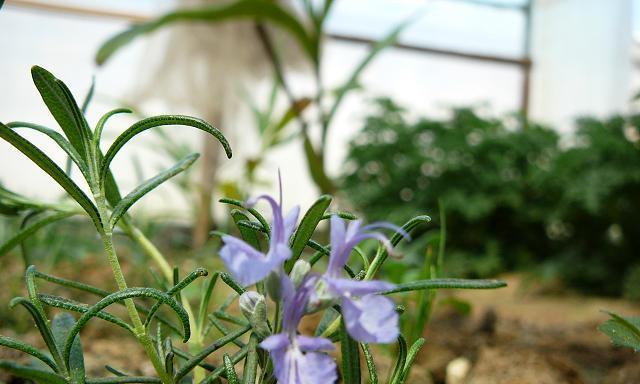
[122, 221, 205, 383]
[99, 230, 171, 383]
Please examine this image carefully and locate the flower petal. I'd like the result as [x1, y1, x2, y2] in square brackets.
[326, 277, 395, 297]
[283, 206, 300, 240]
[298, 351, 338, 384]
[342, 295, 399, 343]
[296, 335, 334, 352]
[220, 235, 283, 286]
[260, 333, 290, 352]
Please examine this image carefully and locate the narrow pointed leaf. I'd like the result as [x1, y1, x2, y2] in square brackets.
[144, 267, 208, 328]
[87, 377, 162, 384]
[63, 288, 191, 368]
[7, 121, 89, 177]
[223, 354, 239, 384]
[0, 211, 77, 257]
[38, 294, 134, 334]
[340, 316, 361, 384]
[100, 115, 231, 188]
[174, 324, 251, 382]
[241, 333, 259, 384]
[383, 278, 507, 294]
[360, 343, 377, 384]
[9, 297, 65, 372]
[389, 335, 407, 384]
[31, 66, 92, 160]
[81, 76, 95, 114]
[109, 153, 200, 229]
[399, 338, 424, 383]
[94, 108, 132, 146]
[0, 123, 102, 229]
[285, 194, 332, 272]
[366, 215, 431, 279]
[219, 197, 269, 231]
[52, 313, 85, 384]
[0, 336, 58, 372]
[0, 360, 67, 384]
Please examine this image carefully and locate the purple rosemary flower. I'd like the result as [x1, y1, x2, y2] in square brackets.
[312, 216, 406, 343]
[219, 177, 299, 286]
[260, 275, 337, 384]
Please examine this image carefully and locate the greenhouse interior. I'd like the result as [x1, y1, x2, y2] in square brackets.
[0, 0, 638, 383]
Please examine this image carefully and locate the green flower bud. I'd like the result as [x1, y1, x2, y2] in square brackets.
[306, 278, 336, 314]
[290, 259, 311, 287]
[266, 272, 281, 302]
[239, 291, 270, 338]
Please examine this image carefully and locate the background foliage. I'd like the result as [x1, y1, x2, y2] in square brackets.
[342, 98, 640, 297]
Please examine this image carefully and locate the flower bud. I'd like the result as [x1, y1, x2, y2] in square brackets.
[305, 278, 336, 314]
[266, 272, 281, 302]
[239, 291, 270, 338]
[290, 259, 311, 287]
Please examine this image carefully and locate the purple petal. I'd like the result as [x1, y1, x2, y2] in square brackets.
[362, 221, 410, 241]
[220, 235, 284, 286]
[260, 333, 290, 352]
[326, 277, 395, 297]
[298, 351, 338, 384]
[296, 335, 334, 352]
[283, 206, 300, 240]
[342, 295, 399, 343]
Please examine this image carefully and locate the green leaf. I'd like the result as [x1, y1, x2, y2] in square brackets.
[94, 108, 132, 146]
[231, 209, 263, 251]
[0, 211, 77, 257]
[38, 294, 134, 334]
[197, 272, 219, 333]
[9, 297, 66, 373]
[33, 270, 182, 336]
[360, 343, 378, 384]
[0, 336, 58, 372]
[174, 324, 251, 382]
[325, 20, 411, 129]
[109, 153, 200, 229]
[0, 123, 102, 229]
[399, 338, 424, 384]
[242, 333, 259, 384]
[81, 76, 95, 114]
[200, 345, 250, 384]
[303, 135, 335, 193]
[223, 353, 239, 384]
[144, 267, 208, 328]
[365, 215, 431, 279]
[7, 121, 89, 178]
[220, 197, 271, 232]
[389, 335, 407, 384]
[315, 307, 339, 337]
[0, 360, 67, 384]
[63, 288, 191, 368]
[285, 194, 332, 272]
[220, 272, 246, 295]
[31, 66, 92, 161]
[96, 0, 315, 65]
[52, 313, 85, 384]
[598, 311, 640, 351]
[87, 377, 162, 384]
[383, 278, 507, 294]
[340, 316, 360, 384]
[100, 115, 231, 188]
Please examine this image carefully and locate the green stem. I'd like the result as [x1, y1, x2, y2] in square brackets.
[99, 229, 171, 384]
[122, 221, 204, 382]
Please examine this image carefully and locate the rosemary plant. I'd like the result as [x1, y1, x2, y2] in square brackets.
[0, 67, 506, 384]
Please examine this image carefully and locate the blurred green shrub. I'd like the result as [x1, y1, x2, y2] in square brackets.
[341, 98, 640, 296]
